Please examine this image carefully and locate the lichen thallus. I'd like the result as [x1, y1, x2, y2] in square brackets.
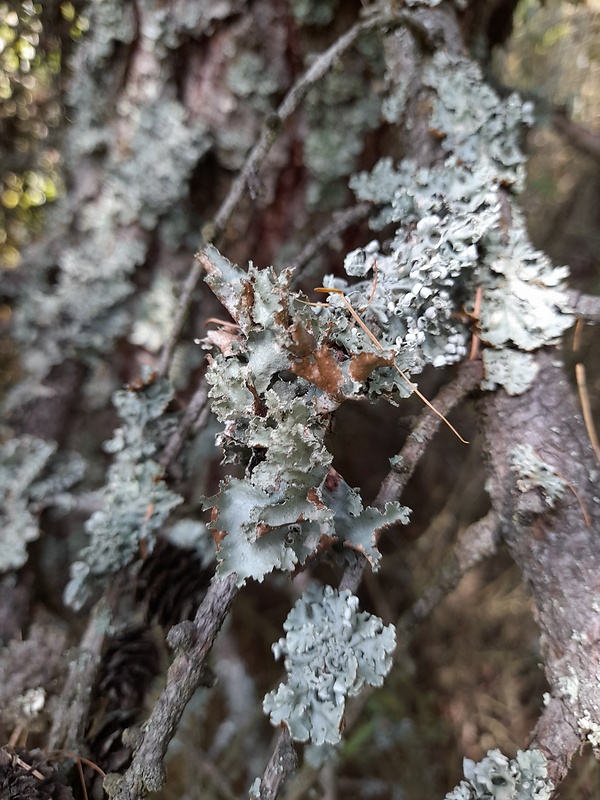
[298, 282, 469, 444]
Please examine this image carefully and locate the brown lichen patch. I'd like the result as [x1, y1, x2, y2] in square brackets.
[203, 328, 241, 357]
[348, 351, 394, 383]
[290, 346, 344, 398]
[288, 320, 318, 358]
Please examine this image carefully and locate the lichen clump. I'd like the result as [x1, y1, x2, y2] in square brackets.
[263, 584, 396, 745]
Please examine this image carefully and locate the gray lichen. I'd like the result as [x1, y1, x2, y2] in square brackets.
[0, 436, 84, 572]
[445, 749, 553, 800]
[335, 51, 572, 395]
[7, 0, 210, 401]
[511, 444, 567, 507]
[201, 246, 408, 587]
[290, 0, 340, 26]
[65, 372, 182, 609]
[263, 584, 396, 745]
[303, 62, 382, 209]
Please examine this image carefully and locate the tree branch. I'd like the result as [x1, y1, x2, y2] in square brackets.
[105, 573, 238, 800]
[340, 356, 484, 595]
[565, 288, 600, 323]
[159, 376, 210, 470]
[47, 587, 118, 752]
[553, 107, 600, 164]
[288, 203, 371, 287]
[257, 727, 298, 800]
[481, 346, 600, 787]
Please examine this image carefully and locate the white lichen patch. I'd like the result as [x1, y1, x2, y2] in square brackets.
[578, 712, 600, 748]
[511, 444, 567, 507]
[263, 585, 396, 745]
[445, 749, 553, 800]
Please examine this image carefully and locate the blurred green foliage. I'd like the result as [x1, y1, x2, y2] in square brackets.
[0, 1, 86, 269]
[495, 0, 600, 123]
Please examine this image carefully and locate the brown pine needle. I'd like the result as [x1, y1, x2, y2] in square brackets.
[469, 285, 483, 361]
[366, 259, 379, 307]
[575, 362, 600, 465]
[313, 288, 469, 444]
[573, 317, 584, 354]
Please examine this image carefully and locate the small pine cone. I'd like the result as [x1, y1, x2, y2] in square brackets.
[93, 626, 161, 714]
[83, 627, 161, 796]
[85, 708, 138, 778]
[136, 539, 214, 629]
[0, 747, 73, 800]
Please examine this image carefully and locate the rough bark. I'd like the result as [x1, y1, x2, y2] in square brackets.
[482, 347, 600, 784]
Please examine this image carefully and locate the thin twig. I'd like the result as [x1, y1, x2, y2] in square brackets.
[257, 727, 298, 800]
[340, 356, 484, 595]
[157, 8, 410, 377]
[565, 289, 600, 322]
[157, 255, 205, 377]
[159, 377, 210, 468]
[397, 509, 501, 634]
[47, 587, 119, 752]
[288, 203, 371, 285]
[105, 573, 238, 799]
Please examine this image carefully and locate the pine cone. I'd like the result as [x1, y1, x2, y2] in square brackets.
[0, 747, 73, 800]
[93, 625, 161, 713]
[83, 626, 161, 797]
[136, 539, 214, 629]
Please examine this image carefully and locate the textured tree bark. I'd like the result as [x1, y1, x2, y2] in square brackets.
[482, 347, 600, 784]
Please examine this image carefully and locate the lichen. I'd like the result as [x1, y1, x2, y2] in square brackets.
[511, 444, 567, 507]
[7, 0, 210, 401]
[201, 246, 408, 586]
[290, 0, 340, 26]
[303, 63, 382, 210]
[445, 749, 553, 800]
[338, 51, 571, 395]
[0, 436, 84, 572]
[263, 584, 396, 745]
[65, 371, 182, 610]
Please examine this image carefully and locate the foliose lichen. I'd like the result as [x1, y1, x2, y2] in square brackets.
[290, 0, 340, 26]
[303, 60, 382, 209]
[263, 584, 396, 745]
[511, 444, 567, 507]
[335, 51, 572, 396]
[445, 749, 553, 800]
[65, 371, 182, 610]
[0, 436, 85, 572]
[201, 246, 408, 587]
[7, 0, 211, 404]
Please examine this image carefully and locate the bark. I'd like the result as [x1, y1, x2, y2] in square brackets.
[482, 347, 600, 784]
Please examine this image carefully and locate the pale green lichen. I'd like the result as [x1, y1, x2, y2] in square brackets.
[577, 712, 600, 748]
[7, 0, 211, 403]
[303, 66, 382, 209]
[511, 444, 567, 507]
[129, 274, 179, 353]
[445, 749, 553, 800]
[201, 246, 408, 587]
[263, 584, 396, 745]
[65, 372, 182, 609]
[291, 0, 340, 26]
[0, 436, 85, 572]
[227, 51, 280, 112]
[338, 51, 571, 395]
